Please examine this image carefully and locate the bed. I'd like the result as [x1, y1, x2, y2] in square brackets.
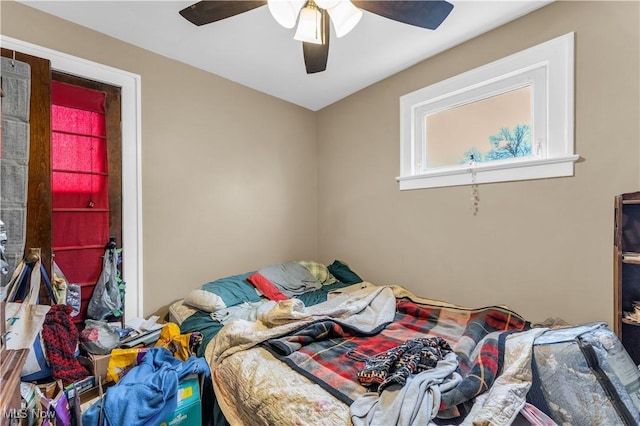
[171, 260, 640, 426]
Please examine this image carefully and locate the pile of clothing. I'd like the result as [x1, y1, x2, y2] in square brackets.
[83, 347, 210, 425]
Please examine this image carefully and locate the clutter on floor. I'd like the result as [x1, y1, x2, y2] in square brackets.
[9, 311, 208, 426]
[1, 249, 209, 426]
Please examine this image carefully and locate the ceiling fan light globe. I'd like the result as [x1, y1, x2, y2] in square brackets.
[268, 0, 305, 29]
[294, 6, 324, 44]
[327, 0, 362, 38]
[314, 0, 341, 9]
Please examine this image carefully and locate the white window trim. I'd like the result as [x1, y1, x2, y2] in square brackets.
[398, 32, 577, 190]
[1, 35, 143, 320]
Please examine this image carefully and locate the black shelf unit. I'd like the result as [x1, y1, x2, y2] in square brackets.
[614, 192, 640, 365]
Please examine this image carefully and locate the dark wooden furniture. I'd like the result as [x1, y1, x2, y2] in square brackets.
[1, 299, 29, 425]
[0, 347, 29, 425]
[614, 191, 640, 365]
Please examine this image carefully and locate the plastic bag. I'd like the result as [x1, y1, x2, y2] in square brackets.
[154, 322, 203, 361]
[106, 347, 150, 383]
[37, 380, 72, 426]
[87, 248, 122, 320]
[80, 320, 120, 355]
[20, 380, 72, 426]
[52, 261, 69, 308]
[66, 284, 81, 318]
[50, 262, 81, 318]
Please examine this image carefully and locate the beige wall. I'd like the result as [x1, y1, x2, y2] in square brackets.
[2, 1, 639, 326]
[1, 1, 318, 315]
[317, 1, 640, 325]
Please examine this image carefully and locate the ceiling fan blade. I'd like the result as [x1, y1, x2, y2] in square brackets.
[302, 9, 330, 74]
[352, 1, 454, 30]
[179, 1, 267, 26]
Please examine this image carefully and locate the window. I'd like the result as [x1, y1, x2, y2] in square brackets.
[1, 36, 142, 320]
[398, 32, 577, 190]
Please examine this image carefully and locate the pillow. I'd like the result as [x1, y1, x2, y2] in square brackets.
[298, 260, 339, 286]
[327, 260, 363, 284]
[201, 272, 262, 307]
[184, 289, 226, 313]
[247, 273, 288, 302]
[258, 262, 322, 296]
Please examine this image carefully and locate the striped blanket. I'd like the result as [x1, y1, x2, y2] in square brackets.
[263, 297, 529, 420]
[207, 284, 529, 422]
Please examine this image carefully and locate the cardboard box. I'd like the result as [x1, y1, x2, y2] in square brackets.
[78, 352, 111, 383]
[159, 374, 202, 426]
[91, 353, 111, 382]
[64, 375, 96, 401]
[78, 388, 103, 413]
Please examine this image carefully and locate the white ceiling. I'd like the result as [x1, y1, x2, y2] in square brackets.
[19, 0, 552, 111]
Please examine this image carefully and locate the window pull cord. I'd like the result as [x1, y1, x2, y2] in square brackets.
[468, 156, 480, 216]
[88, 139, 95, 208]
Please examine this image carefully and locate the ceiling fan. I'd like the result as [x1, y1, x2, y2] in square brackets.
[179, 0, 454, 74]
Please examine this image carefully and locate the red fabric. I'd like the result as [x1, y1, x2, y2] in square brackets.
[51, 105, 106, 136]
[52, 212, 109, 247]
[52, 131, 107, 173]
[52, 173, 108, 209]
[54, 249, 103, 285]
[248, 273, 288, 301]
[51, 81, 110, 323]
[51, 81, 106, 114]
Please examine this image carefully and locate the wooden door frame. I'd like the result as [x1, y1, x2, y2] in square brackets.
[1, 37, 143, 320]
[1, 48, 54, 294]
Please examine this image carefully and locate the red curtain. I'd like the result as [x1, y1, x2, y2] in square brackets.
[51, 80, 109, 321]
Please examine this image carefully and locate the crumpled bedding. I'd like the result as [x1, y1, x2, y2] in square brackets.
[350, 352, 460, 426]
[212, 327, 555, 426]
[460, 327, 549, 426]
[210, 283, 396, 426]
[207, 284, 397, 363]
[258, 261, 323, 296]
[355, 336, 453, 392]
[213, 346, 352, 426]
[208, 283, 535, 426]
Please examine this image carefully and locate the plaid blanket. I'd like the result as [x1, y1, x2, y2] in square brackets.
[263, 297, 529, 420]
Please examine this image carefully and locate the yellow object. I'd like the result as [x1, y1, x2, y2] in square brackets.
[178, 386, 193, 400]
[106, 347, 149, 383]
[106, 323, 202, 383]
[154, 322, 200, 361]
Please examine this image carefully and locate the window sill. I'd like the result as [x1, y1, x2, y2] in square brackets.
[396, 155, 580, 190]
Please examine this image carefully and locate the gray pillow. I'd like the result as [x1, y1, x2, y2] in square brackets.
[258, 262, 322, 296]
